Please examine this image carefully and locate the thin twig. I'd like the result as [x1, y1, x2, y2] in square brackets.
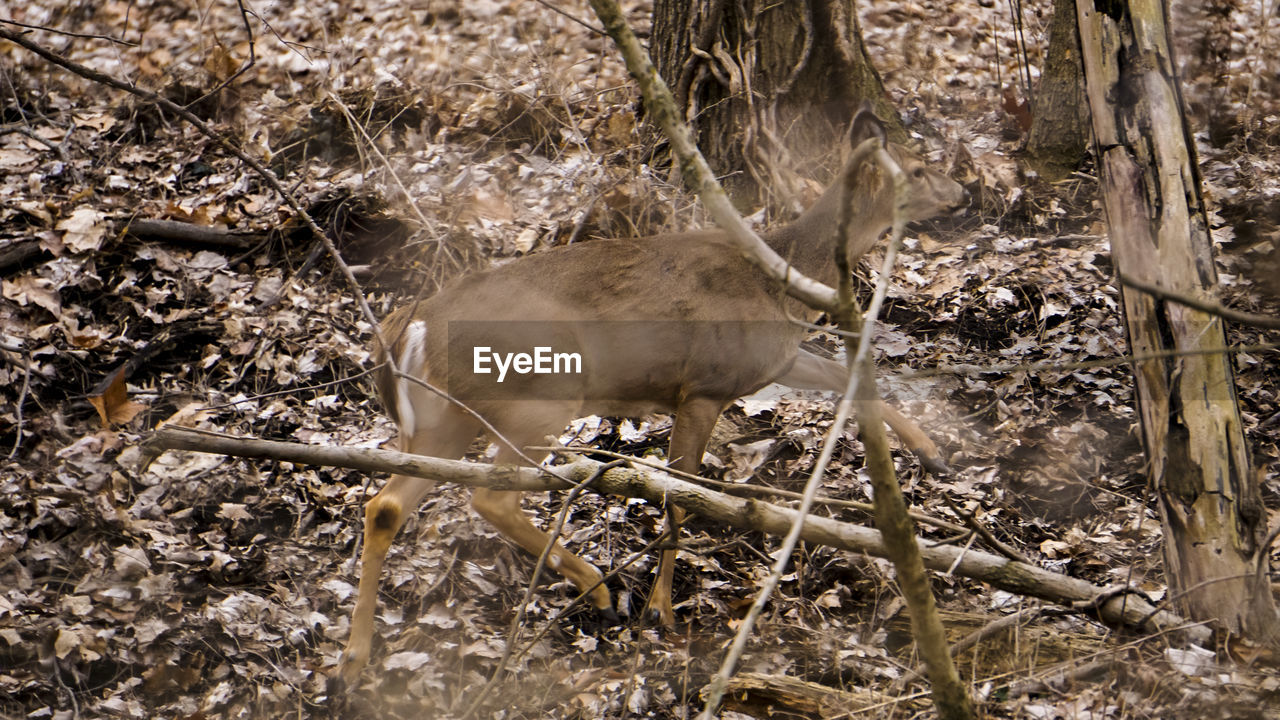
[51, 659, 80, 720]
[2, 342, 32, 459]
[460, 460, 624, 719]
[1118, 270, 1280, 330]
[939, 494, 1030, 563]
[1006, 658, 1117, 698]
[8, 124, 81, 183]
[0, 17, 137, 45]
[327, 91, 444, 238]
[895, 606, 1047, 689]
[182, 0, 258, 111]
[504, 524, 677, 668]
[391, 371, 564, 477]
[896, 341, 1280, 381]
[199, 364, 385, 411]
[530, 0, 606, 35]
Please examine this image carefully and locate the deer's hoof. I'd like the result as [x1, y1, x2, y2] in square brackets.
[644, 606, 676, 628]
[597, 606, 622, 627]
[917, 452, 951, 477]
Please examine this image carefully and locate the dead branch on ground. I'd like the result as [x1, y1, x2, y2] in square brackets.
[145, 425, 1211, 648]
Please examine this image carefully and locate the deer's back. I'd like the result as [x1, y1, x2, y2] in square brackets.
[379, 232, 805, 416]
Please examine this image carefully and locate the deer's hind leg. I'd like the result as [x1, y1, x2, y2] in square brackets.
[339, 399, 480, 683]
[471, 405, 617, 620]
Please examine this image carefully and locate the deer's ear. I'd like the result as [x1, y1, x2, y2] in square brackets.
[848, 102, 887, 149]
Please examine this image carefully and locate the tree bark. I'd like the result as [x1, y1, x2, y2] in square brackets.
[1026, 0, 1089, 179]
[651, 0, 902, 210]
[1076, 0, 1278, 641]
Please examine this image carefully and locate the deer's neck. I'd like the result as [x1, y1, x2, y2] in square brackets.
[762, 160, 891, 287]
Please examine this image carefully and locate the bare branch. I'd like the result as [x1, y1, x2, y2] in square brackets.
[0, 18, 137, 45]
[701, 140, 912, 719]
[897, 341, 1279, 381]
[583, 0, 840, 313]
[1118, 270, 1280, 330]
[182, 0, 258, 111]
[1, 342, 31, 459]
[144, 425, 1213, 647]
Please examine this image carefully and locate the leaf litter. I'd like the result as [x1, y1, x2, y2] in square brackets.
[1, 0, 1279, 718]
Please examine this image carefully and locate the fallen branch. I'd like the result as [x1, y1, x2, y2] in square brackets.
[0, 239, 46, 275]
[713, 672, 904, 718]
[124, 218, 265, 250]
[532, 445, 972, 536]
[1006, 658, 1118, 698]
[145, 425, 1212, 647]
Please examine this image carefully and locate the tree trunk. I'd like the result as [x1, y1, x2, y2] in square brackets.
[1076, 0, 1279, 641]
[651, 0, 901, 211]
[1026, 0, 1089, 179]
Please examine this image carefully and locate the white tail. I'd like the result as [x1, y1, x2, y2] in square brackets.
[338, 107, 968, 682]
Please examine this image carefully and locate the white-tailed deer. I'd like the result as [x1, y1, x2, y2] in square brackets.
[338, 108, 967, 682]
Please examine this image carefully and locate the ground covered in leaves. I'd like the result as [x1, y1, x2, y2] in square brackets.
[3, 0, 1280, 718]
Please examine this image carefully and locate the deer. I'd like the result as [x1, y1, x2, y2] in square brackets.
[337, 107, 968, 683]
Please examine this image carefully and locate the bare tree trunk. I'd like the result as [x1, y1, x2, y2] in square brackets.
[651, 0, 901, 210]
[1026, 0, 1089, 179]
[1076, 0, 1279, 641]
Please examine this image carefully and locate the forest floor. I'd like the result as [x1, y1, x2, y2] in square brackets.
[3, 0, 1280, 718]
